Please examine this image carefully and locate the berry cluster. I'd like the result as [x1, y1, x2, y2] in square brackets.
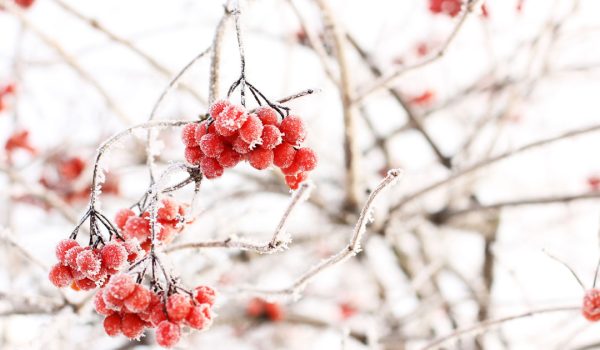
[95, 274, 216, 348]
[182, 100, 317, 190]
[115, 197, 188, 249]
[428, 0, 462, 17]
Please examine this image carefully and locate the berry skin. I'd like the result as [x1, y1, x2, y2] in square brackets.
[273, 143, 296, 169]
[49, 263, 73, 287]
[194, 120, 210, 144]
[217, 146, 243, 168]
[281, 155, 303, 176]
[55, 239, 79, 264]
[216, 104, 248, 133]
[232, 136, 251, 154]
[199, 133, 225, 158]
[181, 123, 199, 147]
[114, 208, 135, 230]
[294, 147, 318, 172]
[64, 245, 84, 268]
[279, 115, 306, 145]
[94, 290, 113, 316]
[121, 313, 146, 340]
[261, 125, 282, 150]
[103, 314, 122, 337]
[75, 277, 97, 291]
[200, 157, 224, 179]
[150, 302, 168, 327]
[103, 287, 125, 310]
[166, 293, 192, 322]
[209, 99, 231, 120]
[186, 304, 212, 330]
[156, 321, 181, 348]
[124, 284, 152, 313]
[158, 197, 180, 223]
[101, 242, 127, 270]
[256, 106, 280, 126]
[123, 216, 150, 242]
[184, 146, 204, 166]
[76, 249, 101, 278]
[214, 120, 237, 137]
[285, 172, 308, 190]
[121, 239, 142, 263]
[429, 0, 462, 17]
[107, 274, 136, 300]
[239, 114, 264, 145]
[194, 285, 217, 306]
[583, 289, 600, 321]
[248, 147, 273, 170]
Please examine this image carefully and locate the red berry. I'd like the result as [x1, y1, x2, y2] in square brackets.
[184, 146, 204, 166]
[217, 145, 243, 168]
[55, 239, 79, 264]
[285, 172, 308, 190]
[166, 294, 192, 322]
[87, 263, 108, 282]
[94, 290, 113, 316]
[64, 245, 84, 268]
[239, 114, 264, 145]
[279, 115, 306, 145]
[583, 289, 600, 321]
[107, 274, 136, 300]
[232, 136, 251, 154]
[214, 120, 237, 137]
[103, 287, 125, 310]
[150, 302, 168, 327]
[49, 263, 73, 287]
[216, 104, 248, 134]
[209, 99, 231, 120]
[75, 277, 97, 291]
[124, 284, 152, 313]
[158, 197, 180, 223]
[76, 249, 101, 278]
[115, 208, 135, 230]
[101, 242, 127, 270]
[246, 298, 265, 318]
[123, 216, 150, 242]
[193, 285, 217, 306]
[121, 239, 142, 263]
[429, 0, 462, 17]
[248, 147, 273, 170]
[281, 155, 303, 176]
[261, 125, 282, 150]
[194, 120, 210, 144]
[273, 143, 296, 169]
[200, 157, 224, 179]
[265, 302, 284, 321]
[199, 133, 225, 158]
[186, 304, 212, 330]
[181, 123, 199, 147]
[295, 147, 317, 171]
[256, 106, 280, 126]
[121, 313, 146, 340]
[156, 321, 181, 348]
[103, 314, 122, 337]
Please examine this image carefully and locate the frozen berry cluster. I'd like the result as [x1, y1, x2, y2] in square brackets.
[182, 100, 317, 189]
[428, 0, 462, 17]
[95, 274, 216, 348]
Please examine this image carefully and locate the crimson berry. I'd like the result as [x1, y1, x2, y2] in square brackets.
[121, 313, 146, 340]
[279, 115, 306, 145]
[55, 239, 79, 264]
[64, 245, 84, 268]
[103, 314, 122, 337]
[217, 146, 243, 168]
[215, 104, 248, 134]
[285, 172, 308, 190]
[49, 263, 73, 287]
[232, 136, 251, 154]
[156, 321, 181, 348]
[295, 147, 317, 171]
[256, 106, 280, 126]
[214, 120, 237, 137]
[121, 239, 142, 263]
[114, 208, 135, 230]
[273, 143, 296, 169]
[246, 298, 265, 318]
[583, 289, 600, 321]
[124, 284, 152, 313]
[186, 304, 212, 330]
[194, 285, 217, 306]
[239, 114, 264, 145]
[94, 290, 113, 316]
[200, 157, 224, 179]
[166, 293, 192, 322]
[248, 147, 273, 170]
[103, 287, 125, 310]
[264, 302, 284, 321]
[199, 133, 225, 158]
[87, 264, 108, 282]
[209, 99, 231, 120]
[101, 242, 127, 270]
[281, 156, 303, 176]
[107, 274, 136, 300]
[181, 123, 198, 147]
[75, 277, 97, 291]
[76, 249, 101, 278]
[261, 125, 282, 149]
[194, 120, 210, 144]
[184, 146, 204, 166]
[158, 197, 180, 223]
[150, 302, 168, 327]
[123, 216, 150, 242]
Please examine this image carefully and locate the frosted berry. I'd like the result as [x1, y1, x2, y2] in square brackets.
[64, 245, 84, 268]
[150, 302, 168, 326]
[75, 277, 97, 291]
[107, 274, 136, 300]
[166, 294, 192, 322]
[215, 104, 247, 133]
[194, 120, 210, 144]
[186, 304, 212, 330]
[583, 289, 600, 321]
[239, 114, 264, 145]
[101, 242, 127, 270]
[184, 146, 204, 166]
[49, 263, 73, 287]
[248, 147, 273, 170]
[156, 321, 181, 348]
[124, 284, 152, 313]
[281, 156, 303, 176]
[285, 172, 308, 190]
[121, 239, 142, 263]
[214, 120, 237, 137]
[279, 115, 306, 145]
[103, 314, 122, 337]
[121, 313, 146, 339]
[256, 106, 280, 126]
[94, 290, 113, 316]
[158, 197, 179, 223]
[103, 287, 125, 310]
[76, 249, 101, 278]
[261, 125, 282, 149]
[200, 157, 224, 179]
[55, 239, 79, 264]
[123, 216, 150, 242]
[87, 264, 108, 282]
[265, 302, 284, 321]
[115, 208, 135, 230]
[199, 133, 225, 158]
[217, 146, 243, 168]
[273, 143, 296, 169]
[232, 136, 251, 154]
[295, 147, 317, 171]
[194, 285, 217, 306]
[209, 99, 231, 119]
[181, 123, 198, 147]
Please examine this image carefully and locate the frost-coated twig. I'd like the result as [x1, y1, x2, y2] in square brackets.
[209, 2, 234, 104]
[353, 0, 483, 103]
[420, 305, 579, 350]
[166, 182, 312, 253]
[244, 169, 402, 297]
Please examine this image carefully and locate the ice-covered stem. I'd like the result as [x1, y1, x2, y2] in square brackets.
[243, 169, 402, 297]
[166, 182, 313, 253]
[209, 1, 235, 104]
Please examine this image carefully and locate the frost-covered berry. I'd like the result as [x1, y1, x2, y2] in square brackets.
[285, 172, 308, 190]
[256, 106, 280, 126]
[194, 285, 217, 306]
[239, 114, 264, 145]
[64, 245, 84, 268]
[123, 216, 150, 242]
[194, 120, 210, 144]
[49, 263, 73, 287]
[200, 157, 224, 179]
[166, 293, 192, 322]
[209, 99, 231, 120]
[261, 125, 282, 149]
[121, 313, 146, 340]
[103, 314, 122, 337]
[232, 136, 251, 154]
[216, 104, 248, 133]
[76, 249, 101, 278]
[75, 277, 97, 291]
[121, 239, 142, 263]
[87, 263, 108, 282]
[583, 289, 600, 321]
[101, 242, 127, 270]
[107, 274, 136, 300]
[55, 239, 79, 264]
[94, 290, 113, 316]
[186, 304, 212, 330]
[103, 287, 124, 310]
[279, 115, 306, 145]
[273, 143, 296, 169]
[248, 147, 273, 170]
[124, 284, 152, 313]
[295, 147, 318, 172]
[114, 208, 135, 230]
[181, 123, 199, 147]
[217, 146, 243, 168]
[184, 146, 204, 166]
[199, 133, 225, 158]
[158, 197, 179, 223]
[150, 302, 167, 326]
[156, 321, 181, 348]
